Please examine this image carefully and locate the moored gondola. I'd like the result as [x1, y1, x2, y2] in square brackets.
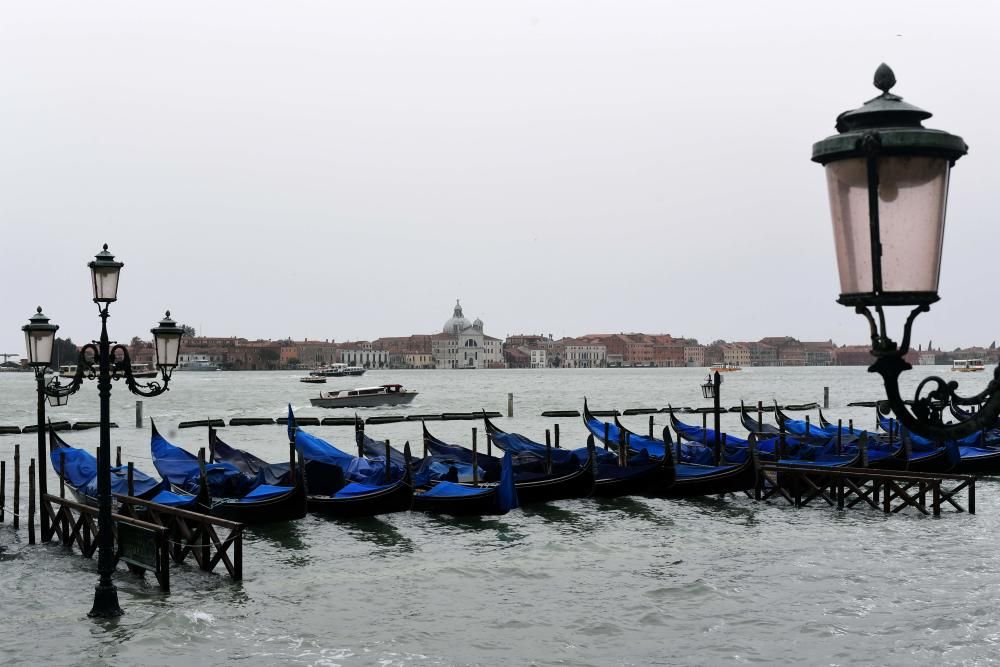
[151, 420, 306, 524]
[411, 447, 519, 516]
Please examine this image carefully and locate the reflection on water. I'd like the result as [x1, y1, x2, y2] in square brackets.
[339, 516, 414, 554]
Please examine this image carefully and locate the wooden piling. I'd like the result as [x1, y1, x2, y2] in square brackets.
[472, 429, 478, 485]
[823, 386, 829, 409]
[849, 419, 854, 434]
[1, 460, 5, 523]
[805, 415, 811, 438]
[59, 451, 67, 543]
[554, 423, 560, 449]
[545, 429, 552, 474]
[648, 415, 654, 439]
[14, 444, 20, 531]
[757, 401, 763, 435]
[127, 462, 135, 497]
[932, 480, 941, 517]
[135, 400, 143, 428]
[718, 433, 726, 466]
[116, 446, 122, 467]
[385, 439, 392, 484]
[28, 459, 35, 545]
[507, 392, 513, 418]
[778, 421, 786, 460]
[603, 422, 609, 451]
[486, 431, 492, 458]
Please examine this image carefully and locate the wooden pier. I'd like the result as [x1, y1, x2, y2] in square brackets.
[754, 462, 976, 516]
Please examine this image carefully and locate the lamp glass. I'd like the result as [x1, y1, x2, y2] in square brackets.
[24, 329, 55, 367]
[825, 155, 951, 299]
[153, 331, 182, 369]
[90, 265, 122, 303]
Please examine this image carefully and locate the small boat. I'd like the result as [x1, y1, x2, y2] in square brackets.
[309, 363, 367, 377]
[180, 360, 223, 371]
[583, 400, 756, 498]
[310, 384, 418, 409]
[953, 359, 986, 372]
[411, 448, 519, 516]
[427, 420, 596, 503]
[709, 362, 742, 372]
[58, 364, 81, 379]
[150, 421, 307, 524]
[300, 376, 327, 384]
[126, 363, 158, 378]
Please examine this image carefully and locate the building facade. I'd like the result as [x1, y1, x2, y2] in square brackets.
[432, 301, 505, 369]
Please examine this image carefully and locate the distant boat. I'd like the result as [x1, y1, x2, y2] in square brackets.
[952, 359, 985, 372]
[309, 363, 366, 377]
[310, 384, 418, 409]
[709, 362, 742, 373]
[300, 376, 327, 384]
[179, 359, 222, 372]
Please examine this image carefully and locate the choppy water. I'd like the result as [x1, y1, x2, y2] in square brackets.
[1, 367, 998, 666]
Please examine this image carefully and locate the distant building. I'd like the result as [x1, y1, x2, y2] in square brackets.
[721, 343, 751, 367]
[684, 345, 706, 367]
[431, 301, 504, 369]
[338, 341, 389, 368]
[562, 338, 607, 368]
[803, 340, 835, 366]
[529, 348, 547, 369]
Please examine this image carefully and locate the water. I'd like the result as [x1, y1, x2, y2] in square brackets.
[1, 367, 998, 665]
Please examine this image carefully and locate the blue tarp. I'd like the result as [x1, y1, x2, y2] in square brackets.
[294, 427, 392, 485]
[212, 434, 292, 486]
[420, 481, 493, 498]
[150, 489, 200, 508]
[333, 481, 399, 499]
[50, 435, 163, 498]
[238, 484, 293, 503]
[151, 427, 257, 497]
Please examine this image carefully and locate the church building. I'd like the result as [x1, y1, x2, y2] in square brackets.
[431, 300, 504, 369]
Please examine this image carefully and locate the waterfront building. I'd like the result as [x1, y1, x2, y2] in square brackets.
[684, 344, 706, 367]
[431, 301, 504, 369]
[746, 341, 777, 367]
[803, 341, 835, 366]
[721, 343, 751, 367]
[403, 352, 435, 369]
[562, 338, 607, 368]
[529, 348, 547, 369]
[338, 341, 390, 369]
[650, 335, 685, 367]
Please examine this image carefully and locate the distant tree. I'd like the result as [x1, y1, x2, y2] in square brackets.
[179, 324, 196, 337]
[991, 341, 996, 350]
[51, 337, 80, 368]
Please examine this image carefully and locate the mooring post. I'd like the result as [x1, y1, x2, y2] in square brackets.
[59, 451, 67, 544]
[823, 386, 829, 409]
[28, 459, 36, 545]
[836, 476, 844, 510]
[603, 422, 609, 452]
[617, 428, 625, 468]
[932, 480, 941, 517]
[127, 462, 134, 497]
[702, 412, 707, 440]
[14, 444, 20, 531]
[486, 431, 492, 458]
[883, 478, 891, 514]
[545, 429, 552, 474]
[135, 400, 143, 428]
[849, 419, 854, 435]
[1, 460, 5, 523]
[757, 401, 763, 436]
[778, 421, 786, 460]
[472, 428, 478, 485]
[718, 433, 726, 466]
[554, 423, 560, 449]
[969, 479, 976, 515]
[115, 446, 122, 468]
[197, 448, 210, 570]
[836, 419, 842, 456]
[713, 371, 721, 451]
[648, 415, 654, 440]
[385, 439, 392, 484]
[507, 392, 513, 418]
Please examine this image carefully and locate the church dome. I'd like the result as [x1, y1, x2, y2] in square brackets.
[443, 300, 471, 334]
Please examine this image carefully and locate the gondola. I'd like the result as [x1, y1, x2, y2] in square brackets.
[439, 419, 596, 503]
[288, 409, 413, 518]
[583, 401, 757, 498]
[49, 429, 200, 509]
[151, 420, 306, 524]
[210, 426, 292, 485]
[876, 413, 1000, 474]
[739, 401, 781, 436]
[411, 447, 519, 516]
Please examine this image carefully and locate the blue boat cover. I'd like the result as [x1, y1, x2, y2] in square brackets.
[584, 414, 668, 459]
[675, 462, 740, 478]
[421, 481, 494, 498]
[50, 435, 164, 498]
[333, 481, 399, 499]
[237, 484, 292, 503]
[294, 427, 391, 485]
[212, 434, 292, 486]
[150, 489, 200, 508]
[879, 413, 982, 448]
[151, 428, 257, 497]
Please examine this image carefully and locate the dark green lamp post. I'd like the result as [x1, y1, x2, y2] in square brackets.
[24, 245, 183, 618]
[811, 64, 999, 440]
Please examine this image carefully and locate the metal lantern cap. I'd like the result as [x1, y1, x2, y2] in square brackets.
[151, 310, 180, 337]
[22, 306, 58, 335]
[811, 64, 968, 165]
[88, 244, 124, 272]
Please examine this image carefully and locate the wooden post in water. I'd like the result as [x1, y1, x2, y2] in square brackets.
[13, 444, 20, 531]
[702, 412, 707, 439]
[507, 393, 513, 418]
[28, 459, 35, 545]
[717, 434, 725, 466]
[823, 386, 829, 409]
[289, 440, 297, 486]
[603, 422, 609, 451]
[59, 451, 67, 543]
[648, 415, 654, 440]
[554, 423, 560, 449]
[208, 426, 216, 463]
[356, 421, 365, 459]
[385, 439, 392, 483]
[545, 429, 552, 474]
[1, 460, 5, 523]
[756, 401, 763, 435]
[197, 448, 210, 570]
[127, 462, 134, 497]
[472, 428, 478, 485]
[778, 420, 786, 460]
[805, 415, 811, 438]
[712, 371, 722, 452]
[836, 419, 842, 456]
[617, 428, 625, 468]
[115, 446, 122, 467]
[135, 400, 143, 428]
[849, 419, 854, 435]
[486, 432, 492, 458]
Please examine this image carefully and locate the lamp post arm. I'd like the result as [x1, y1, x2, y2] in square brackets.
[40, 344, 98, 399]
[870, 354, 1000, 441]
[109, 344, 171, 398]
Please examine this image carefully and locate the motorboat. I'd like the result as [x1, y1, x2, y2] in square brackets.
[309, 363, 367, 377]
[310, 384, 418, 409]
[953, 359, 986, 372]
[300, 376, 327, 384]
[180, 359, 223, 371]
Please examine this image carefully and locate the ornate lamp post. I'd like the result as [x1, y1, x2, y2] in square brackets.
[23, 245, 182, 618]
[810, 64, 998, 440]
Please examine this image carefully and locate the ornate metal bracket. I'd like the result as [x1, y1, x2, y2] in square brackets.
[856, 304, 1000, 440]
[39, 345, 99, 399]
[110, 344, 171, 397]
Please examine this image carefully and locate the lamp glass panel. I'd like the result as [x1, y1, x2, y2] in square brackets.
[25, 330, 55, 366]
[877, 156, 950, 294]
[825, 158, 872, 296]
[91, 267, 121, 302]
[155, 334, 182, 368]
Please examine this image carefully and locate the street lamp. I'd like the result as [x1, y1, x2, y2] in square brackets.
[811, 64, 999, 440]
[25, 244, 183, 618]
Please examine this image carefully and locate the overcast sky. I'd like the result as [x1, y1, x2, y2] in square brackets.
[2, 1, 998, 354]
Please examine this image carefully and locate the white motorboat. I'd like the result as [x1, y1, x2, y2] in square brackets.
[310, 384, 418, 409]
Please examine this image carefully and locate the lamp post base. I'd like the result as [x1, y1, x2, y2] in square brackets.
[88, 584, 123, 618]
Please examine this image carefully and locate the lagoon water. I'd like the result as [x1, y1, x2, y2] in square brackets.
[1, 367, 998, 666]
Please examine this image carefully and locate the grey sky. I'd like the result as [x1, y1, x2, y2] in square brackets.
[3, 1, 998, 354]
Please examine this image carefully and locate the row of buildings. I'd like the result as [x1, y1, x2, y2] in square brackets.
[121, 300, 944, 371]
